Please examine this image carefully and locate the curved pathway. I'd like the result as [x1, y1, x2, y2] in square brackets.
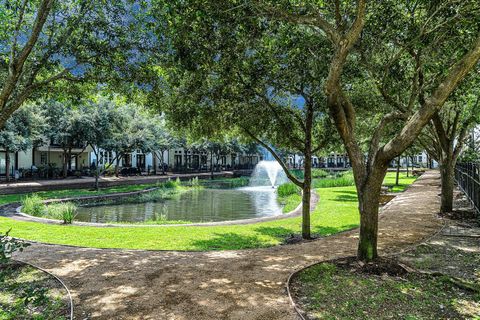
[15, 171, 443, 320]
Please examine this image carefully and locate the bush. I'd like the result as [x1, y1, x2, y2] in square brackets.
[0, 229, 30, 263]
[277, 182, 301, 197]
[162, 178, 180, 189]
[44, 202, 77, 224]
[21, 195, 45, 216]
[60, 203, 77, 224]
[311, 169, 329, 178]
[312, 172, 355, 188]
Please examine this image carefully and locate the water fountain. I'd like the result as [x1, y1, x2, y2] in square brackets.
[249, 160, 288, 187]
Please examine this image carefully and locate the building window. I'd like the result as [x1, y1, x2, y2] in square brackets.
[40, 152, 48, 165]
[418, 155, 423, 163]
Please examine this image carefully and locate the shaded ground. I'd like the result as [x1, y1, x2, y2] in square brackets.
[399, 192, 479, 285]
[14, 171, 442, 319]
[0, 261, 70, 320]
[290, 258, 478, 320]
[290, 189, 480, 320]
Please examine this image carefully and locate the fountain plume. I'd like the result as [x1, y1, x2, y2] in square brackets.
[249, 161, 288, 187]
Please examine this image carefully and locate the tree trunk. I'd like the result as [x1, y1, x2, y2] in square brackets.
[395, 156, 400, 186]
[210, 151, 214, 179]
[302, 152, 312, 239]
[94, 151, 100, 191]
[160, 151, 166, 175]
[63, 150, 68, 178]
[153, 151, 157, 175]
[406, 156, 409, 177]
[440, 157, 455, 213]
[67, 148, 72, 171]
[356, 168, 386, 261]
[115, 155, 121, 177]
[5, 149, 10, 182]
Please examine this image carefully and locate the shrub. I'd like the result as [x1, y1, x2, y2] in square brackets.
[21, 195, 45, 216]
[0, 229, 30, 263]
[312, 169, 329, 178]
[60, 203, 77, 224]
[277, 182, 300, 197]
[162, 178, 178, 189]
[312, 172, 355, 188]
[45, 202, 77, 224]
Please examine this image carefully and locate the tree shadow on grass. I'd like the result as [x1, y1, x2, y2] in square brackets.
[330, 190, 358, 195]
[314, 224, 358, 236]
[189, 232, 269, 251]
[254, 226, 296, 238]
[333, 194, 358, 202]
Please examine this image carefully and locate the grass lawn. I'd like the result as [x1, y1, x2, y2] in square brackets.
[383, 172, 417, 192]
[0, 172, 416, 251]
[291, 261, 480, 320]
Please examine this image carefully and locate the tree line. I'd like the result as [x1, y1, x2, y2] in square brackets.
[0, 98, 259, 189]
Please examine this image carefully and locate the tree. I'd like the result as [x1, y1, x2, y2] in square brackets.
[149, 2, 336, 239]
[419, 88, 480, 213]
[0, 0, 146, 129]
[0, 104, 44, 181]
[251, 0, 480, 261]
[42, 101, 91, 178]
[144, 115, 178, 175]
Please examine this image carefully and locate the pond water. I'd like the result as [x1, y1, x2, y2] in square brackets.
[75, 186, 284, 224]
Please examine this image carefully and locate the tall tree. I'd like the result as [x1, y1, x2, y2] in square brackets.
[42, 101, 91, 177]
[150, 3, 336, 239]
[253, 0, 480, 260]
[419, 87, 480, 213]
[149, 0, 480, 250]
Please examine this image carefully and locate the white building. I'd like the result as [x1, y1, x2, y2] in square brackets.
[0, 144, 92, 179]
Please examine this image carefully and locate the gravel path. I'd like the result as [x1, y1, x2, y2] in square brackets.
[15, 171, 443, 320]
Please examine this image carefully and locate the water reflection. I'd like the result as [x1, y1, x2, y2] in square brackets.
[75, 187, 284, 223]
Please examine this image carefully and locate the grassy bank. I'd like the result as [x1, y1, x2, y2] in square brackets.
[0, 172, 416, 251]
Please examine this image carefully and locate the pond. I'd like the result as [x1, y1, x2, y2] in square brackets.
[74, 186, 285, 224]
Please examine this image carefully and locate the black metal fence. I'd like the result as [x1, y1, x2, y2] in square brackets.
[455, 163, 480, 215]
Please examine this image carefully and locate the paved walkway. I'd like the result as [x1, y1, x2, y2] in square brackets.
[15, 171, 443, 320]
[0, 171, 235, 194]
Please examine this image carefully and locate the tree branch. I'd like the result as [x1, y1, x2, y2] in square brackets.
[243, 128, 303, 187]
[379, 33, 480, 160]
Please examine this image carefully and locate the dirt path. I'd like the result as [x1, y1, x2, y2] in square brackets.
[16, 171, 443, 320]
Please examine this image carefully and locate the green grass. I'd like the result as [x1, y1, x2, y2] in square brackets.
[294, 262, 480, 320]
[383, 172, 417, 193]
[312, 172, 355, 188]
[278, 193, 302, 213]
[0, 262, 68, 320]
[0, 173, 416, 251]
[0, 186, 360, 250]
